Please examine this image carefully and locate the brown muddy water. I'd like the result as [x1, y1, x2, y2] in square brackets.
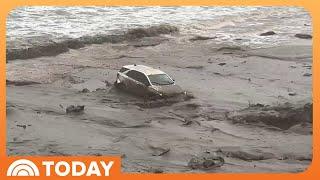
[6, 37, 312, 173]
[6, 7, 312, 173]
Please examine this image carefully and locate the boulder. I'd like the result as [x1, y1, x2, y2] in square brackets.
[295, 34, 312, 39]
[260, 31, 276, 36]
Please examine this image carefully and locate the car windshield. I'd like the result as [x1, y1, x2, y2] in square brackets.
[148, 74, 174, 86]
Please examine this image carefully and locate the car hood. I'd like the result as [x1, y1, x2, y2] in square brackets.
[151, 84, 184, 96]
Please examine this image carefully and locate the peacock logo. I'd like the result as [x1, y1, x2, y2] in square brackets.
[7, 159, 40, 176]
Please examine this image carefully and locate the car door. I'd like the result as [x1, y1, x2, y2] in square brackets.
[134, 72, 151, 96]
[125, 70, 149, 96]
[124, 70, 138, 90]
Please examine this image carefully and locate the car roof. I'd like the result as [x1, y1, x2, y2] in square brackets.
[123, 65, 165, 75]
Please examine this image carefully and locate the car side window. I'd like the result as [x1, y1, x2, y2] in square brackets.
[126, 70, 138, 80]
[126, 70, 150, 86]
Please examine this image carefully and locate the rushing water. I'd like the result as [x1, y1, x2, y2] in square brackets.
[7, 6, 312, 49]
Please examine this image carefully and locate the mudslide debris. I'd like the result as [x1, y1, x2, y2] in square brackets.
[188, 153, 225, 169]
[66, 105, 85, 114]
[227, 103, 312, 132]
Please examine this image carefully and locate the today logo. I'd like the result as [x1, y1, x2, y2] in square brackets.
[7, 159, 114, 177]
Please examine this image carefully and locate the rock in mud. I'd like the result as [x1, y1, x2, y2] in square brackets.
[80, 88, 90, 93]
[303, 73, 312, 77]
[16, 124, 27, 129]
[227, 103, 312, 131]
[66, 105, 85, 114]
[260, 31, 276, 36]
[288, 92, 297, 96]
[188, 153, 224, 169]
[218, 62, 226, 66]
[189, 35, 216, 42]
[294, 34, 312, 39]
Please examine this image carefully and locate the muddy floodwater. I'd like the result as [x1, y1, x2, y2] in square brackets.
[6, 7, 312, 173]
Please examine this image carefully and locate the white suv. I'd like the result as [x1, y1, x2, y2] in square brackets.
[115, 65, 185, 98]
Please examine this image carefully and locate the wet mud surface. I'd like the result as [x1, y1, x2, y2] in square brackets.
[6, 34, 312, 173]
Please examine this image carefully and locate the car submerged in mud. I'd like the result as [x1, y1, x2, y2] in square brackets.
[114, 65, 189, 99]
